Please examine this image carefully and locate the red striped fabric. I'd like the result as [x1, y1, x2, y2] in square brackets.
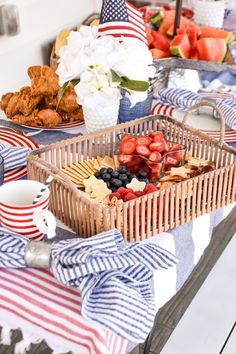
[98, 0, 147, 44]
[152, 103, 236, 142]
[0, 268, 127, 354]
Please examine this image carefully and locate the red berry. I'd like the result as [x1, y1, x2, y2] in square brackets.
[125, 156, 143, 168]
[135, 136, 152, 146]
[165, 156, 178, 166]
[149, 131, 164, 140]
[152, 132, 165, 142]
[124, 192, 137, 201]
[120, 140, 136, 155]
[118, 154, 133, 164]
[135, 145, 151, 157]
[109, 192, 121, 200]
[144, 183, 158, 194]
[151, 164, 162, 174]
[149, 151, 162, 163]
[121, 133, 130, 143]
[135, 191, 145, 197]
[169, 143, 182, 151]
[117, 187, 127, 197]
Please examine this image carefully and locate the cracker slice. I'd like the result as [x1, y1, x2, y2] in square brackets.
[100, 156, 115, 169]
[93, 159, 100, 171]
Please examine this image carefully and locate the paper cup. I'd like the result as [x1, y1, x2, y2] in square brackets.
[0, 180, 56, 240]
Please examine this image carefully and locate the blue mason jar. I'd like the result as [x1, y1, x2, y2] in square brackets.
[118, 89, 153, 123]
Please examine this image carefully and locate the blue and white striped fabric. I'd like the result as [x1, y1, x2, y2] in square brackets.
[51, 228, 178, 342]
[0, 227, 178, 342]
[0, 142, 30, 171]
[155, 88, 236, 130]
[0, 227, 28, 268]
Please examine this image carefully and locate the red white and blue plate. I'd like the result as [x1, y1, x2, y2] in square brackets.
[0, 128, 39, 183]
[14, 119, 84, 131]
[152, 103, 236, 142]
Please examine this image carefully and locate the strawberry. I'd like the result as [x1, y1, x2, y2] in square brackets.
[150, 173, 158, 181]
[135, 145, 151, 157]
[165, 156, 178, 166]
[117, 187, 128, 198]
[151, 164, 162, 175]
[149, 131, 165, 140]
[124, 192, 137, 202]
[135, 191, 145, 197]
[118, 154, 133, 164]
[169, 144, 182, 152]
[149, 151, 162, 163]
[120, 139, 136, 155]
[109, 192, 121, 200]
[144, 183, 158, 194]
[149, 141, 167, 153]
[125, 156, 143, 168]
[152, 132, 165, 142]
[135, 136, 152, 146]
[121, 134, 130, 143]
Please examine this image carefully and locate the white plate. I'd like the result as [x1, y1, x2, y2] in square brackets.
[0, 128, 39, 183]
[152, 103, 236, 142]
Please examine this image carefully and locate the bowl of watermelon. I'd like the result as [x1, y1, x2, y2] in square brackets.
[144, 7, 235, 64]
[116, 131, 186, 181]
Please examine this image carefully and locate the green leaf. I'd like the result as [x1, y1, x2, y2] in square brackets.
[56, 79, 80, 110]
[111, 69, 121, 83]
[70, 78, 80, 86]
[56, 81, 70, 110]
[120, 79, 149, 92]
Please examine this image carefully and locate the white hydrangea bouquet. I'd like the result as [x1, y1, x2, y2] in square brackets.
[56, 25, 156, 132]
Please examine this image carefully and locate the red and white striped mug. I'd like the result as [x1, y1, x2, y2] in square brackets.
[0, 180, 56, 240]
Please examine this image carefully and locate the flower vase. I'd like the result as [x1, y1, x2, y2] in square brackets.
[194, 0, 226, 28]
[82, 99, 120, 133]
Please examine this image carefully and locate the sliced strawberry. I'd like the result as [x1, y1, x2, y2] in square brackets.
[150, 140, 167, 152]
[121, 134, 130, 143]
[135, 136, 152, 146]
[135, 145, 151, 157]
[120, 139, 136, 155]
[165, 156, 179, 166]
[109, 192, 121, 200]
[149, 151, 162, 163]
[151, 164, 162, 175]
[144, 183, 158, 194]
[124, 192, 137, 202]
[118, 154, 133, 164]
[125, 156, 143, 168]
[153, 132, 165, 142]
[169, 143, 182, 151]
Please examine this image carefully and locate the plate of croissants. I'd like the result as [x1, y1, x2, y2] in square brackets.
[0, 65, 84, 130]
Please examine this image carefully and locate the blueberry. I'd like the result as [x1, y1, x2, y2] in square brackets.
[94, 171, 101, 178]
[129, 174, 137, 180]
[139, 178, 149, 184]
[100, 168, 107, 174]
[111, 178, 123, 188]
[102, 173, 111, 181]
[138, 170, 148, 178]
[106, 181, 111, 189]
[106, 168, 113, 174]
[119, 174, 128, 182]
[111, 171, 119, 178]
[126, 172, 132, 178]
[118, 166, 126, 174]
[111, 186, 117, 192]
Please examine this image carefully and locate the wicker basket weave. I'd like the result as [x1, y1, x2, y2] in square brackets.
[27, 101, 236, 241]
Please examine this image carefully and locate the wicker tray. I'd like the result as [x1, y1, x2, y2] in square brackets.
[27, 101, 236, 241]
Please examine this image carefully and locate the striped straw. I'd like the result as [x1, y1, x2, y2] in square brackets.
[32, 176, 54, 205]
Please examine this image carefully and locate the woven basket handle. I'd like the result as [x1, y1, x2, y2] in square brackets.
[182, 100, 225, 146]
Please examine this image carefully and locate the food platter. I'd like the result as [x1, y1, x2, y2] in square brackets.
[0, 128, 39, 183]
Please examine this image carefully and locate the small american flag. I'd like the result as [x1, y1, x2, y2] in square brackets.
[98, 0, 147, 44]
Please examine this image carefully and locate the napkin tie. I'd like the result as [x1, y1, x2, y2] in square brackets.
[0, 142, 30, 171]
[0, 227, 178, 342]
[155, 88, 236, 130]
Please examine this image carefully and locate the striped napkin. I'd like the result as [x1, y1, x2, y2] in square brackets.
[0, 227, 178, 343]
[0, 142, 30, 171]
[155, 88, 236, 130]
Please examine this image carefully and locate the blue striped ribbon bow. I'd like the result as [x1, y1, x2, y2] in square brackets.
[155, 88, 236, 130]
[0, 143, 30, 171]
[0, 227, 178, 342]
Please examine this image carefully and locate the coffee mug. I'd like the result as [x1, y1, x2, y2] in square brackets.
[0, 180, 56, 240]
[0, 155, 4, 186]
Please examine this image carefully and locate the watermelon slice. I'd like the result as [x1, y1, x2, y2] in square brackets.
[150, 48, 170, 59]
[166, 16, 190, 37]
[170, 34, 191, 59]
[199, 26, 235, 43]
[158, 10, 176, 35]
[151, 31, 170, 52]
[196, 38, 227, 62]
[150, 10, 165, 28]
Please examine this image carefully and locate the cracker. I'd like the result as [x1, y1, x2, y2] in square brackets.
[126, 178, 146, 192]
[160, 181, 176, 190]
[100, 156, 115, 169]
[187, 157, 209, 167]
[159, 174, 184, 182]
[113, 155, 120, 170]
[93, 159, 100, 171]
[79, 161, 95, 175]
[72, 163, 91, 177]
[170, 166, 191, 179]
